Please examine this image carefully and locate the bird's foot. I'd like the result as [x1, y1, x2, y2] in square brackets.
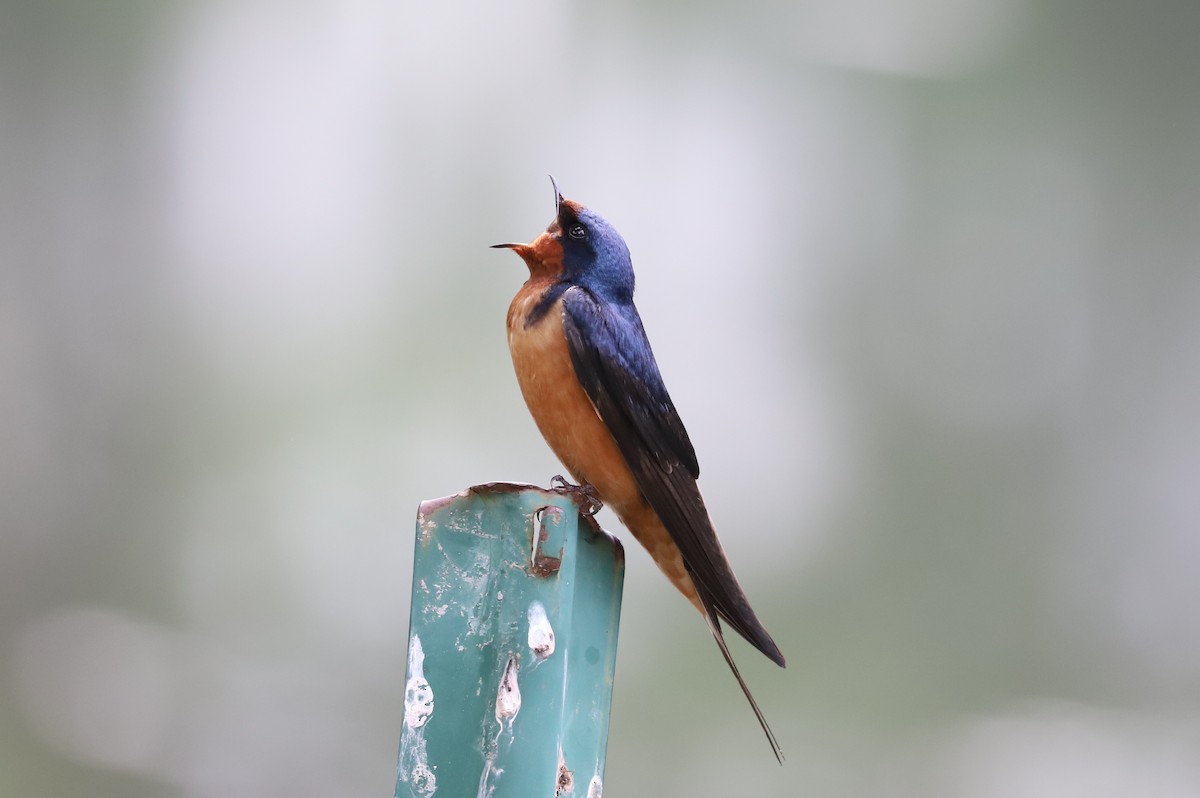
[550, 475, 603, 516]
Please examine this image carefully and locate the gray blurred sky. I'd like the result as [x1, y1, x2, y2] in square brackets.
[3, 1, 1199, 796]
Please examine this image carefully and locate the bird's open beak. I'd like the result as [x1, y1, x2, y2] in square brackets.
[490, 242, 532, 259]
[492, 231, 563, 277]
[491, 177, 568, 276]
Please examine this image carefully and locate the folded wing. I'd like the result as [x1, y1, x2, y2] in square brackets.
[561, 287, 785, 667]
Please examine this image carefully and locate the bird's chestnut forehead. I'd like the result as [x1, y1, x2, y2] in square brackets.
[564, 204, 622, 242]
[558, 198, 586, 218]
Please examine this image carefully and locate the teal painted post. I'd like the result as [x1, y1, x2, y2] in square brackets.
[395, 482, 625, 798]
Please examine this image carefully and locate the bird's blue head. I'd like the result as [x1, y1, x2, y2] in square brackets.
[555, 191, 635, 304]
[493, 178, 635, 305]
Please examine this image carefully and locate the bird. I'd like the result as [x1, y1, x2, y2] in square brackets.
[493, 177, 786, 761]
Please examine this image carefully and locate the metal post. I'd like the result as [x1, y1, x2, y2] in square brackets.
[395, 482, 625, 798]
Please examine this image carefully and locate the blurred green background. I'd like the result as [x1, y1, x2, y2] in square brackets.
[3, 0, 1199, 795]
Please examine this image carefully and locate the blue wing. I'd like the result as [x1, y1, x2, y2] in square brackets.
[561, 287, 785, 667]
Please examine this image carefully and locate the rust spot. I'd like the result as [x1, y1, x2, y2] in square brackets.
[559, 198, 586, 217]
[468, 481, 540, 496]
[556, 758, 574, 795]
[529, 507, 563, 577]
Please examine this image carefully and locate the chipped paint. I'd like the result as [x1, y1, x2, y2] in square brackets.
[398, 634, 437, 796]
[399, 483, 624, 797]
[477, 653, 523, 798]
[495, 653, 521, 726]
[476, 758, 502, 798]
[587, 773, 602, 798]
[527, 600, 555, 662]
[408, 762, 436, 796]
[556, 752, 574, 795]
[405, 636, 435, 728]
[530, 507, 564, 576]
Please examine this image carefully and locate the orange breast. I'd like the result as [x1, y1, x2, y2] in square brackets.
[506, 284, 702, 612]
[506, 287, 641, 508]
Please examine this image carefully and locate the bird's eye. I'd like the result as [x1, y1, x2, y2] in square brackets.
[569, 224, 586, 239]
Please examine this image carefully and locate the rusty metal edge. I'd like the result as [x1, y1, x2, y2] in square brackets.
[416, 482, 625, 563]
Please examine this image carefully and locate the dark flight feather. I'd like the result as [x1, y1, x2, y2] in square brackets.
[560, 287, 786, 667]
[561, 287, 786, 761]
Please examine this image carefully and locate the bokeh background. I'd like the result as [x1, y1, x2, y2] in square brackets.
[4, 0, 1200, 795]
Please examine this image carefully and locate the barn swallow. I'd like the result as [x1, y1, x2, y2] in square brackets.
[493, 178, 786, 761]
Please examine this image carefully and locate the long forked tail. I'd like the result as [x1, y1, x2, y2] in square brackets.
[704, 611, 784, 764]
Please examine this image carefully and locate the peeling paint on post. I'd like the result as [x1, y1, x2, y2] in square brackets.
[395, 483, 625, 798]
